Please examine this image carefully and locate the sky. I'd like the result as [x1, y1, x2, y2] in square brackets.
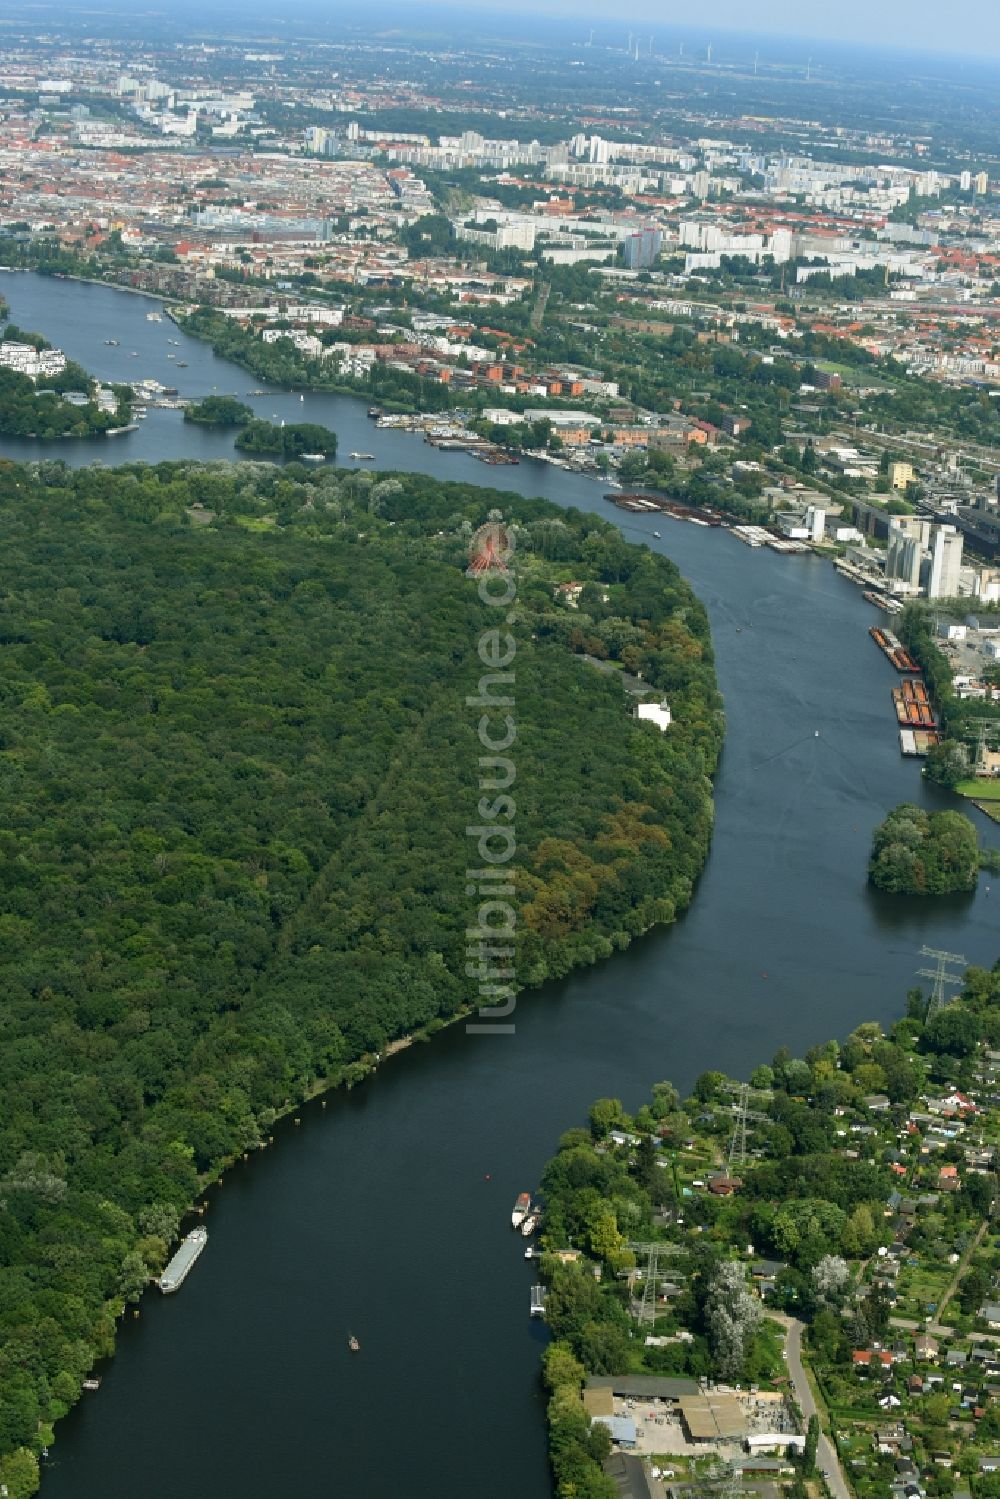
[419, 0, 1000, 59]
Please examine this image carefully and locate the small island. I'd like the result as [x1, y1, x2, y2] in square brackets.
[234, 418, 338, 458]
[183, 395, 253, 426]
[868, 803, 980, 895]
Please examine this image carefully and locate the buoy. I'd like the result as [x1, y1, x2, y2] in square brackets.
[762, 972, 768, 979]
[485, 1174, 492, 1181]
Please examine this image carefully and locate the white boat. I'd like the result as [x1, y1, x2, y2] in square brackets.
[146, 311, 162, 322]
[300, 453, 326, 463]
[512, 1192, 531, 1229]
[521, 1214, 538, 1238]
[524, 1245, 535, 1260]
[350, 452, 375, 461]
[652, 530, 661, 538]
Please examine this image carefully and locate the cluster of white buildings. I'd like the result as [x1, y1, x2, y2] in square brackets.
[0, 341, 66, 379]
[117, 74, 259, 142]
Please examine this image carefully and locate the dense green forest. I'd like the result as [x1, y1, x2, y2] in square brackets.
[0, 458, 721, 1493]
[233, 418, 338, 456]
[183, 395, 252, 426]
[868, 803, 982, 895]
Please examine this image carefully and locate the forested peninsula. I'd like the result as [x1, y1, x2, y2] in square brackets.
[0, 458, 721, 1492]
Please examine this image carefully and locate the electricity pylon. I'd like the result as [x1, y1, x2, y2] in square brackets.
[918, 945, 966, 1019]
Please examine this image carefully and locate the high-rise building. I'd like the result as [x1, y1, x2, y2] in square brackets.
[975, 170, 990, 195]
[589, 135, 610, 164]
[928, 525, 963, 599]
[886, 516, 930, 591]
[622, 227, 663, 270]
[305, 126, 336, 156]
[805, 505, 826, 543]
[960, 170, 973, 192]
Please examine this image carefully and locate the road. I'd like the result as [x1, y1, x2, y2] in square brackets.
[779, 1316, 852, 1499]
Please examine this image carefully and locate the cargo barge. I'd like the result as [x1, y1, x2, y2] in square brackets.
[870, 626, 920, 673]
[892, 680, 937, 729]
[157, 1227, 208, 1293]
[603, 492, 723, 526]
[900, 727, 942, 757]
[863, 590, 903, 615]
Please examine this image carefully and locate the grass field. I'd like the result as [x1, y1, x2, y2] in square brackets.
[957, 779, 1000, 801]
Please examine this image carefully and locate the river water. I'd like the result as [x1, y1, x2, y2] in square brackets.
[3, 272, 995, 1499]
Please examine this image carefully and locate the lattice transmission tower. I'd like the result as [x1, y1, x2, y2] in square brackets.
[917, 945, 966, 1019]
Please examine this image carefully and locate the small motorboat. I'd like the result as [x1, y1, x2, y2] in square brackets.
[348, 1334, 360, 1353]
[652, 530, 661, 538]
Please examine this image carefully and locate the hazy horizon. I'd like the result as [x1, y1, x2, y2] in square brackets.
[410, 0, 1000, 58]
[28, 0, 1000, 61]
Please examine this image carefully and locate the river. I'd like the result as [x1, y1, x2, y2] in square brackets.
[3, 272, 995, 1499]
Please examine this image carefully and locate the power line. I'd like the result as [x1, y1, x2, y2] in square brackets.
[724, 1083, 768, 1170]
[917, 945, 967, 1019]
[728, 1083, 749, 1170]
[627, 1241, 684, 1327]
